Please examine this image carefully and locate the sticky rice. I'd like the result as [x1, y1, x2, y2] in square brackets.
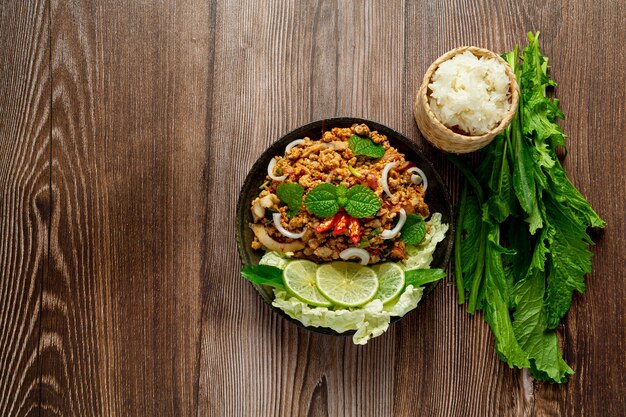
[428, 51, 511, 136]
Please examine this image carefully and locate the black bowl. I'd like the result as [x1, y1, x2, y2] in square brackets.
[236, 117, 454, 336]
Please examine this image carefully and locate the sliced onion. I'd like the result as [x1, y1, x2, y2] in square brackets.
[380, 162, 397, 197]
[267, 158, 287, 181]
[273, 213, 306, 239]
[339, 248, 370, 265]
[381, 208, 406, 240]
[406, 167, 428, 191]
[285, 139, 305, 153]
[250, 223, 304, 252]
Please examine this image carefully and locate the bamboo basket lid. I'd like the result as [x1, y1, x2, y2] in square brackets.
[414, 46, 519, 154]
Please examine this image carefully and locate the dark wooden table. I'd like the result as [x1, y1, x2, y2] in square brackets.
[2, 1, 625, 416]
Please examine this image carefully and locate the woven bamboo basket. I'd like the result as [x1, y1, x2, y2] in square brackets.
[414, 46, 519, 154]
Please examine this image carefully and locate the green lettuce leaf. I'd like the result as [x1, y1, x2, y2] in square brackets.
[272, 285, 423, 345]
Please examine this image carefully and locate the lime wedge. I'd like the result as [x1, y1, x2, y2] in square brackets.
[372, 263, 405, 304]
[283, 260, 332, 307]
[316, 262, 379, 307]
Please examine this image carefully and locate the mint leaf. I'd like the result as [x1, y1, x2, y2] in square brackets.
[348, 135, 385, 158]
[400, 214, 426, 245]
[276, 182, 304, 218]
[404, 268, 446, 287]
[240, 265, 285, 291]
[304, 183, 340, 218]
[336, 184, 348, 206]
[344, 185, 381, 218]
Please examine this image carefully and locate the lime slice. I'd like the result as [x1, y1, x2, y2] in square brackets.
[372, 263, 405, 304]
[316, 262, 379, 307]
[283, 260, 332, 307]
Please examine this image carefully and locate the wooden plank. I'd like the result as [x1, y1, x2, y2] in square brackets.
[198, 1, 416, 416]
[528, 2, 626, 416]
[39, 0, 213, 415]
[400, 1, 626, 416]
[0, 1, 50, 416]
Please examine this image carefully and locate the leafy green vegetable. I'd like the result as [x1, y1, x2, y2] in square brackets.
[344, 185, 381, 218]
[404, 268, 446, 287]
[304, 183, 381, 219]
[304, 183, 340, 217]
[240, 264, 285, 291]
[451, 33, 605, 384]
[399, 214, 426, 245]
[348, 134, 386, 158]
[276, 183, 304, 218]
[512, 270, 573, 383]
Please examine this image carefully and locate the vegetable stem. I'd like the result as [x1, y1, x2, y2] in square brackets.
[454, 181, 468, 304]
[467, 223, 487, 314]
[448, 155, 485, 203]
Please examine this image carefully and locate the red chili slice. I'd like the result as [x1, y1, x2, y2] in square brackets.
[348, 217, 361, 245]
[315, 214, 339, 233]
[333, 213, 349, 235]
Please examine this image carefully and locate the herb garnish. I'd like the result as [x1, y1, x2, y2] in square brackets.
[303, 183, 340, 218]
[240, 265, 285, 291]
[450, 33, 605, 384]
[404, 268, 446, 287]
[399, 214, 426, 245]
[304, 183, 381, 219]
[276, 182, 304, 218]
[348, 135, 386, 158]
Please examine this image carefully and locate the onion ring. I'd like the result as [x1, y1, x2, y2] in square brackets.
[381, 208, 406, 239]
[406, 167, 428, 191]
[380, 162, 397, 197]
[267, 158, 287, 181]
[339, 248, 370, 265]
[285, 139, 305, 153]
[273, 213, 306, 239]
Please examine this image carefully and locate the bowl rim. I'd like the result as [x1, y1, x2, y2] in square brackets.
[236, 116, 455, 336]
[418, 46, 520, 142]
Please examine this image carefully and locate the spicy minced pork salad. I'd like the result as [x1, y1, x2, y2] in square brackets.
[241, 123, 448, 344]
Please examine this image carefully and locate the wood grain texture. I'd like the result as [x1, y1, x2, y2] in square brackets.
[1, 0, 625, 416]
[0, 1, 50, 416]
[38, 0, 213, 416]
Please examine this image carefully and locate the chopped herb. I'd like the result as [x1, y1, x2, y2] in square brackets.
[347, 165, 362, 178]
